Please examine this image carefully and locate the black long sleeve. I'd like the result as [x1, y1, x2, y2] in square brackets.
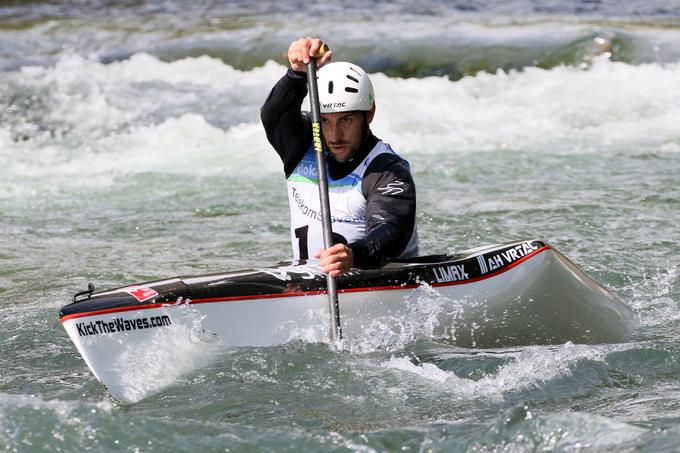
[260, 68, 311, 177]
[350, 154, 418, 268]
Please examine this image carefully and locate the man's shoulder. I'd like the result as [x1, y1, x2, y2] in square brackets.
[361, 142, 415, 198]
[365, 142, 412, 175]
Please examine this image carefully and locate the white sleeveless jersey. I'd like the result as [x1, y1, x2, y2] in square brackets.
[287, 141, 396, 260]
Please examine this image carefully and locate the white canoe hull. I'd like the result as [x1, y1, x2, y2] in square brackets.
[60, 240, 636, 402]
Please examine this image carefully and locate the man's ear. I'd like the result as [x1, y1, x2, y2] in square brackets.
[367, 104, 376, 124]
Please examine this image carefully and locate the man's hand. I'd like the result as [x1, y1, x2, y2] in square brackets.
[314, 243, 354, 277]
[288, 37, 332, 73]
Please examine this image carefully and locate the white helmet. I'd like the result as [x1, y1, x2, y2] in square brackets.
[317, 62, 374, 113]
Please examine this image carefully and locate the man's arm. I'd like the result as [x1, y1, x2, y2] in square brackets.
[260, 69, 311, 177]
[350, 155, 417, 268]
[260, 37, 333, 177]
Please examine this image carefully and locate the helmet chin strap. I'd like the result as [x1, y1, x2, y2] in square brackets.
[345, 112, 370, 162]
[362, 111, 370, 140]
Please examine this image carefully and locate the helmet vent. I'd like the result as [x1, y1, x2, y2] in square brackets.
[345, 87, 358, 93]
[328, 81, 334, 94]
[346, 74, 359, 83]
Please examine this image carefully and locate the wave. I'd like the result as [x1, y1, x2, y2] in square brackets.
[1, 53, 679, 189]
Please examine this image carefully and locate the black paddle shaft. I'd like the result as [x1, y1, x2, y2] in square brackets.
[306, 48, 342, 341]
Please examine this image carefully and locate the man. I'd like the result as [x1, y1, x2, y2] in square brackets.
[261, 37, 418, 277]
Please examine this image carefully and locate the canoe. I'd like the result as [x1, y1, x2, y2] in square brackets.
[59, 239, 636, 402]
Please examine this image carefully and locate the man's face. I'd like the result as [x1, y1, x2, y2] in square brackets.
[320, 111, 368, 162]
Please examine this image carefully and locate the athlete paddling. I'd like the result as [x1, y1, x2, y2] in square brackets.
[261, 37, 418, 276]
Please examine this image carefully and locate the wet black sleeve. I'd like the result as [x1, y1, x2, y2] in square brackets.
[260, 68, 311, 177]
[349, 154, 417, 268]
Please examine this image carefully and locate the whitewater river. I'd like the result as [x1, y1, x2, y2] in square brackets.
[1, 1, 679, 451]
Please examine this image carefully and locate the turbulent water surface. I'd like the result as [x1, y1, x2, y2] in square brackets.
[1, 0, 680, 451]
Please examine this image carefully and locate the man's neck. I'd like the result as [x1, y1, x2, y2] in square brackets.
[327, 132, 379, 180]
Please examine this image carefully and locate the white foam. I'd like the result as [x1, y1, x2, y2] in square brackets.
[111, 304, 222, 404]
[383, 342, 624, 400]
[3, 53, 283, 182]
[90, 114, 278, 177]
[628, 265, 680, 328]
[345, 283, 458, 354]
[0, 392, 113, 414]
[373, 58, 680, 156]
[3, 53, 679, 194]
[16, 53, 281, 132]
[0, 392, 113, 440]
[489, 410, 647, 450]
[383, 357, 453, 383]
